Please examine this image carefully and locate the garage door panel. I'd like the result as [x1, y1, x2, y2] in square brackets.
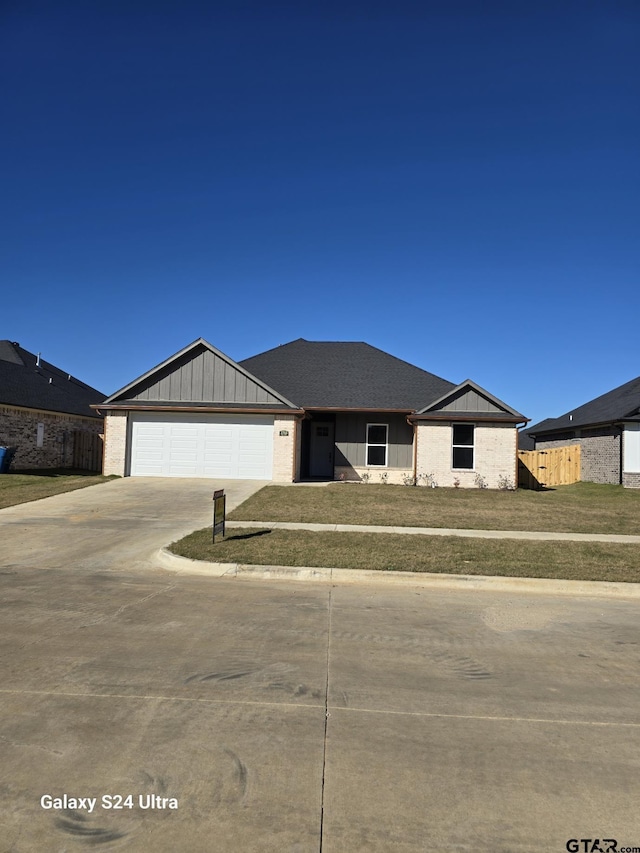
[130, 413, 274, 478]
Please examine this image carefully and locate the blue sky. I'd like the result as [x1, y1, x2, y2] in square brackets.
[3, 1, 638, 426]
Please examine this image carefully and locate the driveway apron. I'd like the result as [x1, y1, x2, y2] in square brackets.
[0, 478, 268, 572]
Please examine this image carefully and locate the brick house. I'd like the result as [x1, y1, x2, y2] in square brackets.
[98, 338, 527, 488]
[0, 341, 105, 471]
[525, 375, 640, 488]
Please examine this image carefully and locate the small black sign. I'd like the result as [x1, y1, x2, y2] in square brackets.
[212, 489, 226, 542]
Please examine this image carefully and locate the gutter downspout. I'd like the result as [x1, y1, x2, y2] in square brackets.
[407, 416, 418, 485]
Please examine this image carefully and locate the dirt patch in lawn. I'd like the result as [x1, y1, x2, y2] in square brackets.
[170, 527, 640, 584]
[228, 482, 640, 535]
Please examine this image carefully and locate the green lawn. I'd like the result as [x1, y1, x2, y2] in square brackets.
[170, 527, 640, 584]
[0, 471, 117, 509]
[228, 482, 640, 535]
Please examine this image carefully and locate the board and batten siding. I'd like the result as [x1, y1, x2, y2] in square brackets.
[128, 347, 282, 404]
[334, 413, 413, 468]
[431, 388, 504, 414]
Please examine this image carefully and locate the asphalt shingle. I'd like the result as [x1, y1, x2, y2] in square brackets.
[0, 341, 105, 419]
[528, 374, 640, 434]
[239, 339, 456, 409]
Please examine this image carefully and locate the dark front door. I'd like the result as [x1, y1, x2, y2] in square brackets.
[309, 422, 335, 478]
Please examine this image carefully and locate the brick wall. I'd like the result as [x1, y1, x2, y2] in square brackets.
[334, 465, 414, 484]
[623, 472, 640, 488]
[0, 404, 103, 470]
[416, 421, 517, 489]
[103, 411, 128, 476]
[536, 427, 621, 484]
[272, 415, 299, 482]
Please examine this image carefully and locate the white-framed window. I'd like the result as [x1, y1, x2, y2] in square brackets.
[452, 423, 474, 469]
[366, 423, 388, 466]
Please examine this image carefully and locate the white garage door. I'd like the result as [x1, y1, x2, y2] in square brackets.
[129, 413, 274, 478]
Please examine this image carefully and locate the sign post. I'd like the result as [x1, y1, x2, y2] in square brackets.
[212, 489, 226, 543]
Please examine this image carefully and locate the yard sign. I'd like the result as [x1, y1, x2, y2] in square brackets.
[212, 489, 226, 542]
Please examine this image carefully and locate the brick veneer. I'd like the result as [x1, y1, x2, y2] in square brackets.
[0, 404, 103, 470]
[536, 427, 621, 485]
[103, 411, 128, 476]
[415, 421, 517, 489]
[334, 466, 414, 484]
[272, 415, 300, 482]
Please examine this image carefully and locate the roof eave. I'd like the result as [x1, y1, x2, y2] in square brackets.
[302, 406, 415, 413]
[92, 403, 305, 416]
[408, 413, 527, 424]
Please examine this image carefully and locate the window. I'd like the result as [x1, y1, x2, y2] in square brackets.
[366, 423, 388, 466]
[452, 423, 474, 469]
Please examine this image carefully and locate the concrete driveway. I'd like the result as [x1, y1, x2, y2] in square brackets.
[0, 477, 267, 572]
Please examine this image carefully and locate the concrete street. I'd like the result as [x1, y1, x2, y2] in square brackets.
[1, 479, 639, 852]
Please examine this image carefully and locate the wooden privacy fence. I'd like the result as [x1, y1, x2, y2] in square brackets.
[72, 431, 103, 472]
[517, 445, 581, 489]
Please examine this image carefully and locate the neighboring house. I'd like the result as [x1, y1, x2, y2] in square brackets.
[99, 338, 527, 488]
[516, 429, 535, 451]
[0, 340, 105, 471]
[526, 375, 640, 488]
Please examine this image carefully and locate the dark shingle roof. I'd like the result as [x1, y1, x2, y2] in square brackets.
[528, 374, 640, 435]
[517, 429, 535, 450]
[0, 341, 105, 419]
[239, 339, 456, 409]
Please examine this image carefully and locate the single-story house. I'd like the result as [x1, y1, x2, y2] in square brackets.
[97, 338, 527, 488]
[526, 375, 640, 489]
[0, 340, 105, 471]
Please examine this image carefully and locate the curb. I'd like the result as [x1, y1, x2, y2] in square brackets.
[155, 548, 640, 598]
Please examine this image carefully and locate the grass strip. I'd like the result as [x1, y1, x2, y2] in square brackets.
[228, 483, 640, 535]
[170, 527, 640, 584]
[0, 472, 117, 509]
[229, 483, 640, 533]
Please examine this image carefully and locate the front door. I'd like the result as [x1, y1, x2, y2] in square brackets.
[309, 422, 335, 478]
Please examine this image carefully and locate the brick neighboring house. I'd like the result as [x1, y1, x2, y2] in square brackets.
[99, 337, 527, 488]
[525, 375, 640, 488]
[0, 341, 105, 471]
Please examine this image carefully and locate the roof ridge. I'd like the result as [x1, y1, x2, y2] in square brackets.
[357, 341, 455, 385]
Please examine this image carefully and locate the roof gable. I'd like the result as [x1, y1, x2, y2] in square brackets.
[240, 339, 456, 409]
[415, 379, 526, 420]
[102, 338, 298, 408]
[0, 340, 105, 418]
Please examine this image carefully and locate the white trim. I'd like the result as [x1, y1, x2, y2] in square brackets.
[451, 422, 475, 470]
[366, 422, 388, 467]
[623, 423, 640, 473]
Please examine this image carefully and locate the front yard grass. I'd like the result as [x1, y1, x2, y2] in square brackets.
[228, 482, 640, 535]
[0, 471, 117, 509]
[170, 527, 640, 584]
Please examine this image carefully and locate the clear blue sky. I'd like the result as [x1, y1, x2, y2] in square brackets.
[3, 1, 638, 426]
